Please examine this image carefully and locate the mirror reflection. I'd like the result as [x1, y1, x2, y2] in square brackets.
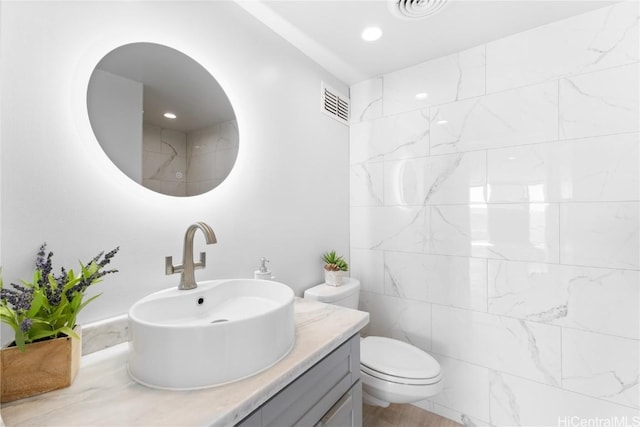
[87, 42, 238, 197]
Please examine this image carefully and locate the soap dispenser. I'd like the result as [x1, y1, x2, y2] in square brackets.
[254, 257, 273, 280]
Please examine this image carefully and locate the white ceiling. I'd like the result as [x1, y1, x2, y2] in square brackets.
[92, 1, 617, 128]
[240, 0, 616, 85]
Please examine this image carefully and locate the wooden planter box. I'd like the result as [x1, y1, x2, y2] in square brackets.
[0, 326, 81, 403]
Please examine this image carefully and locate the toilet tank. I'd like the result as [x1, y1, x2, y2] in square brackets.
[303, 278, 361, 309]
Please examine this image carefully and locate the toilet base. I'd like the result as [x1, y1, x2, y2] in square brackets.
[363, 390, 390, 408]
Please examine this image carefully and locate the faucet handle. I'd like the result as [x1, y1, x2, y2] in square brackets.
[166, 256, 183, 275]
[193, 252, 207, 270]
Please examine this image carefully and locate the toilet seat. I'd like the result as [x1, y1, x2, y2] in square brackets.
[360, 336, 441, 384]
[360, 369, 443, 406]
[361, 364, 441, 385]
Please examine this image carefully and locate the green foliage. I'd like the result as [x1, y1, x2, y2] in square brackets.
[0, 244, 119, 351]
[322, 250, 348, 272]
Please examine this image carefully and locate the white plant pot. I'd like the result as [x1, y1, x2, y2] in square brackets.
[324, 269, 346, 287]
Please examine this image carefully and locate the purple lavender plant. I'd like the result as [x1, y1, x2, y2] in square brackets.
[0, 243, 119, 351]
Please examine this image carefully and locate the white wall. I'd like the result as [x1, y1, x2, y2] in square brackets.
[1, 2, 349, 326]
[88, 69, 143, 184]
[350, 2, 639, 425]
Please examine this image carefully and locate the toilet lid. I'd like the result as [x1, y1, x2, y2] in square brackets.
[361, 365, 441, 385]
[303, 278, 360, 303]
[361, 336, 440, 381]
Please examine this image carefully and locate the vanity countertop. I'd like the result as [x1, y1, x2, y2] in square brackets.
[0, 298, 369, 427]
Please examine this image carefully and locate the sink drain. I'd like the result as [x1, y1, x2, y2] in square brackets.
[210, 319, 228, 324]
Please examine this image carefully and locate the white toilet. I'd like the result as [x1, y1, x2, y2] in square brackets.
[303, 278, 442, 408]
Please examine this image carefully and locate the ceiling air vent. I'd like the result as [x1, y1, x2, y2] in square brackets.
[389, 0, 449, 20]
[321, 82, 349, 125]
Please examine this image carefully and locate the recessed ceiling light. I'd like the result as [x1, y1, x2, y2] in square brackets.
[163, 112, 177, 119]
[415, 92, 428, 100]
[436, 120, 448, 125]
[361, 26, 383, 42]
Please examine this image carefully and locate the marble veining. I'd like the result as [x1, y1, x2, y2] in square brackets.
[142, 125, 187, 196]
[81, 314, 128, 355]
[562, 328, 639, 408]
[382, 251, 489, 312]
[419, 154, 464, 205]
[383, 45, 485, 116]
[350, 162, 384, 207]
[357, 97, 383, 123]
[424, 354, 491, 423]
[430, 82, 558, 155]
[359, 291, 431, 352]
[432, 304, 561, 386]
[350, 77, 383, 123]
[150, 140, 179, 179]
[487, 133, 639, 203]
[486, 1, 639, 93]
[518, 319, 559, 386]
[489, 260, 639, 339]
[490, 371, 522, 426]
[489, 370, 639, 426]
[186, 120, 239, 195]
[350, 206, 430, 252]
[0, 298, 368, 427]
[430, 203, 560, 263]
[559, 63, 639, 139]
[142, 119, 238, 196]
[349, 109, 429, 165]
[383, 151, 486, 206]
[560, 202, 639, 270]
[384, 263, 404, 299]
[379, 207, 430, 252]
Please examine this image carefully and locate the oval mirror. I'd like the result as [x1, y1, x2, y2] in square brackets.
[87, 42, 238, 197]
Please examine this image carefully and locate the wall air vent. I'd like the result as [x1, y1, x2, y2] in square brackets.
[321, 82, 349, 125]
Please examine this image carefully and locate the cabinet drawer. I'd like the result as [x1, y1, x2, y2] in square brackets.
[236, 334, 360, 427]
[317, 389, 352, 427]
[264, 339, 354, 426]
[315, 380, 361, 427]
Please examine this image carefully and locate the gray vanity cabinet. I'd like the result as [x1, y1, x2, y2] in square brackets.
[236, 334, 362, 427]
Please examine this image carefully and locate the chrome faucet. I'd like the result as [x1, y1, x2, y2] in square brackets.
[165, 222, 217, 290]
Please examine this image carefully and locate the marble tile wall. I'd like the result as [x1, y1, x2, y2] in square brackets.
[186, 120, 239, 196]
[142, 120, 238, 197]
[142, 124, 188, 196]
[349, 2, 639, 425]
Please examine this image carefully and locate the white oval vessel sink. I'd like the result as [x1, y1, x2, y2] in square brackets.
[128, 279, 295, 390]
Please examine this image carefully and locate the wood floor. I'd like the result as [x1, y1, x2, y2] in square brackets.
[363, 403, 463, 427]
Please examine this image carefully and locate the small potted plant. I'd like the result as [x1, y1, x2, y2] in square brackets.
[0, 243, 119, 402]
[322, 250, 348, 287]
